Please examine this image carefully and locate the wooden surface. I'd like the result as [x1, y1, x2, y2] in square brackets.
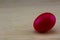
[0, 0, 60, 40]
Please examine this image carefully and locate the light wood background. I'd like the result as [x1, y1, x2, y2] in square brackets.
[0, 0, 60, 40]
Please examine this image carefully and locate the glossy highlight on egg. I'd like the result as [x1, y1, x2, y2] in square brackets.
[33, 12, 56, 33]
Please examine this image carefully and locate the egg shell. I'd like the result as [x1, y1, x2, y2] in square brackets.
[33, 12, 56, 33]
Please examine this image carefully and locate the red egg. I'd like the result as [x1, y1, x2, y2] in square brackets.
[33, 12, 56, 33]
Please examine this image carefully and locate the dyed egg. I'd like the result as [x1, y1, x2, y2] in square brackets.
[33, 12, 56, 33]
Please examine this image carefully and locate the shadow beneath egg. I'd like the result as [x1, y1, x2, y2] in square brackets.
[33, 29, 57, 35]
[46, 29, 56, 34]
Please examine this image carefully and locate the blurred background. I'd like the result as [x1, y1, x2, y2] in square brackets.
[0, 0, 60, 40]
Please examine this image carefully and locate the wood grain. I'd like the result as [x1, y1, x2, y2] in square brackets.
[0, 0, 60, 40]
